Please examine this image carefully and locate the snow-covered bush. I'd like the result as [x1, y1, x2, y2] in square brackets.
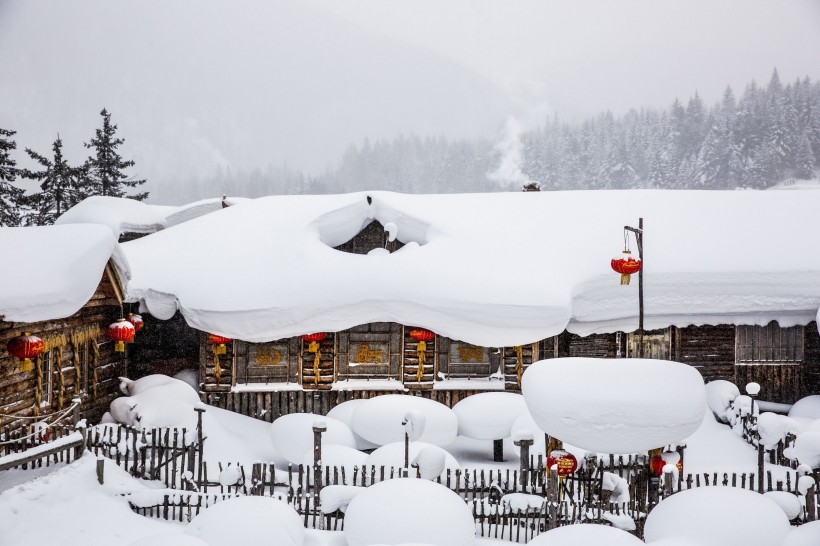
[270, 413, 356, 465]
[764, 491, 802, 520]
[727, 394, 759, 435]
[527, 523, 643, 545]
[326, 399, 379, 450]
[757, 412, 800, 448]
[522, 358, 705, 453]
[186, 497, 304, 546]
[784, 431, 820, 468]
[319, 485, 365, 513]
[705, 380, 740, 423]
[109, 376, 201, 430]
[351, 395, 458, 447]
[299, 444, 367, 485]
[344, 479, 474, 546]
[783, 520, 820, 546]
[453, 392, 527, 440]
[643, 487, 791, 546]
[365, 441, 459, 480]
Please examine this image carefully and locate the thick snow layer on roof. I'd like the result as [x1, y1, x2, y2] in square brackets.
[56, 196, 167, 237]
[122, 190, 820, 345]
[0, 224, 127, 323]
[149, 196, 251, 228]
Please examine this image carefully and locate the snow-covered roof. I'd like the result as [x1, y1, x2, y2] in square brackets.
[0, 224, 129, 323]
[56, 196, 167, 237]
[149, 196, 252, 228]
[121, 190, 820, 345]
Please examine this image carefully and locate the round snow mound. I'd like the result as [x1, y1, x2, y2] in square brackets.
[790, 395, 820, 421]
[327, 399, 380, 450]
[453, 392, 527, 440]
[522, 358, 706, 453]
[705, 380, 740, 422]
[365, 441, 459, 480]
[270, 413, 356, 464]
[351, 395, 458, 447]
[783, 520, 820, 546]
[300, 444, 367, 485]
[528, 523, 643, 545]
[344, 479, 474, 546]
[644, 487, 791, 546]
[129, 533, 209, 546]
[186, 496, 304, 546]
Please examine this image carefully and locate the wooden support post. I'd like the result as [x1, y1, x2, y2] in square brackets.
[757, 441, 765, 493]
[806, 484, 816, 521]
[546, 468, 559, 530]
[96, 457, 105, 485]
[194, 406, 206, 488]
[313, 422, 326, 530]
[493, 439, 504, 463]
[404, 431, 410, 477]
[514, 436, 534, 490]
[71, 397, 81, 425]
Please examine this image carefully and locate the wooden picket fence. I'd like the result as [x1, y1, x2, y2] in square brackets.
[0, 423, 84, 472]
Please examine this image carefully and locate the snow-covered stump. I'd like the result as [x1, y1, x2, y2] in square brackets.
[514, 430, 534, 489]
[312, 421, 326, 530]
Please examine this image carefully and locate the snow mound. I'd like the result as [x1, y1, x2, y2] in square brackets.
[56, 195, 167, 237]
[110, 376, 202, 430]
[351, 395, 458, 447]
[705, 380, 740, 423]
[365, 442, 459, 480]
[300, 444, 367, 485]
[129, 534, 208, 546]
[344, 479, 474, 546]
[327, 399, 380, 450]
[270, 413, 356, 465]
[783, 431, 820, 468]
[453, 392, 527, 440]
[173, 369, 199, 391]
[320, 485, 365, 513]
[187, 496, 304, 546]
[0, 224, 124, 323]
[522, 358, 706, 453]
[528, 523, 643, 545]
[758, 412, 800, 448]
[789, 396, 820, 421]
[764, 491, 802, 520]
[644, 487, 791, 546]
[783, 521, 820, 546]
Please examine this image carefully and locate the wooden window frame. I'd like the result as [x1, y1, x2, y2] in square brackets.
[735, 323, 804, 365]
[40, 348, 55, 408]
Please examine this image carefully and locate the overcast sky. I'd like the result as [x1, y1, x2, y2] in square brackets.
[1, 0, 819, 199]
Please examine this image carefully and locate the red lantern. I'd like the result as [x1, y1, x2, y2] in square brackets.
[301, 333, 327, 343]
[208, 334, 233, 355]
[7, 332, 45, 372]
[547, 450, 578, 477]
[611, 251, 642, 285]
[126, 313, 144, 333]
[650, 452, 683, 476]
[407, 328, 435, 342]
[107, 319, 135, 352]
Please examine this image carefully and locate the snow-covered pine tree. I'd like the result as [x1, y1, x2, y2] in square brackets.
[794, 129, 816, 180]
[84, 108, 148, 200]
[22, 135, 86, 225]
[0, 127, 25, 226]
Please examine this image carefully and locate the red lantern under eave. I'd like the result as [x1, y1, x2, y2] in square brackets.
[611, 251, 642, 286]
[127, 313, 144, 334]
[547, 450, 578, 477]
[208, 334, 233, 355]
[107, 319, 135, 352]
[7, 332, 45, 372]
[407, 328, 435, 342]
[650, 453, 684, 476]
[301, 332, 327, 343]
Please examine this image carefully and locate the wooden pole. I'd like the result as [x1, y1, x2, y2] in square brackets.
[514, 436, 534, 489]
[195, 406, 205, 488]
[313, 422, 326, 529]
[638, 217, 644, 357]
[493, 439, 504, 463]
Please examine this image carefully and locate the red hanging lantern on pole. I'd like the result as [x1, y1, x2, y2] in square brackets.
[126, 313, 144, 333]
[207, 334, 232, 355]
[650, 452, 683, 476]
[301, 333, 327, 343]
[611, 250, 642, 285]
[7, 332, 45, 372]
[407, 328, 435, 382]
[546, 449, 578, 477]
[107, 319, 135, 352]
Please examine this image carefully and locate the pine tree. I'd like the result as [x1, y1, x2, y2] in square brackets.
[0, 127, 25, 226]
[22, 136, 86, 225]
[794, 129, 816, 179]
[84, 108, 148, 200]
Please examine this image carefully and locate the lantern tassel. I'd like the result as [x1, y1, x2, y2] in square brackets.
[514, 345, 524, 387]
[213, 353, 223, 383]
[417, 340, 426, 382]
[18, 358, 33, 373]
[115, 341, 125, 353]
[620, 273, 631, 285]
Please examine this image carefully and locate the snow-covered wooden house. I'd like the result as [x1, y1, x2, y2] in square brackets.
[0, 224, 131, 428]
[111, 190, 820, 414]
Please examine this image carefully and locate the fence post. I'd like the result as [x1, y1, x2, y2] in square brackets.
[73, 397, 87, 460]
[807, 484, 816, 522]
[96, 457, 105, 485]
[546, 468, 559, 530]
[313, 421, 327, 530]
[513, 432, 534, 490]
[493, 439, 504, 463]
[194, 405, 206, 488]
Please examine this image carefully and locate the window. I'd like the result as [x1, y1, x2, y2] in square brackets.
[736, 323, 803, 364]
[80, 341, 90, 396]
[39, 348, 55, 407]
[626, 328, 670, 360]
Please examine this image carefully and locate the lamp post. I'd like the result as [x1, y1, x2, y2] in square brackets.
[623, 219, 644, 357]
[745, 382, 763, 493]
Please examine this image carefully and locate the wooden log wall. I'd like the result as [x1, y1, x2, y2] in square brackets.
[201, 388, 493, 421]
[234, 338, 299, 385]
[301, 334, 336, 390]
[200, 334, 234, 393]
[337, 322, 401, 381]
[0, 273, 124, 429]
[503, 344, 536, 391]
[734, 365, 803, 404]
[804, 321, 820, 395]
[403, 328, 436, 389]
[131, 311, 199, 381]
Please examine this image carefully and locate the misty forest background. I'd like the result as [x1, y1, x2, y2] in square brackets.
[2, 70, 819, 226]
